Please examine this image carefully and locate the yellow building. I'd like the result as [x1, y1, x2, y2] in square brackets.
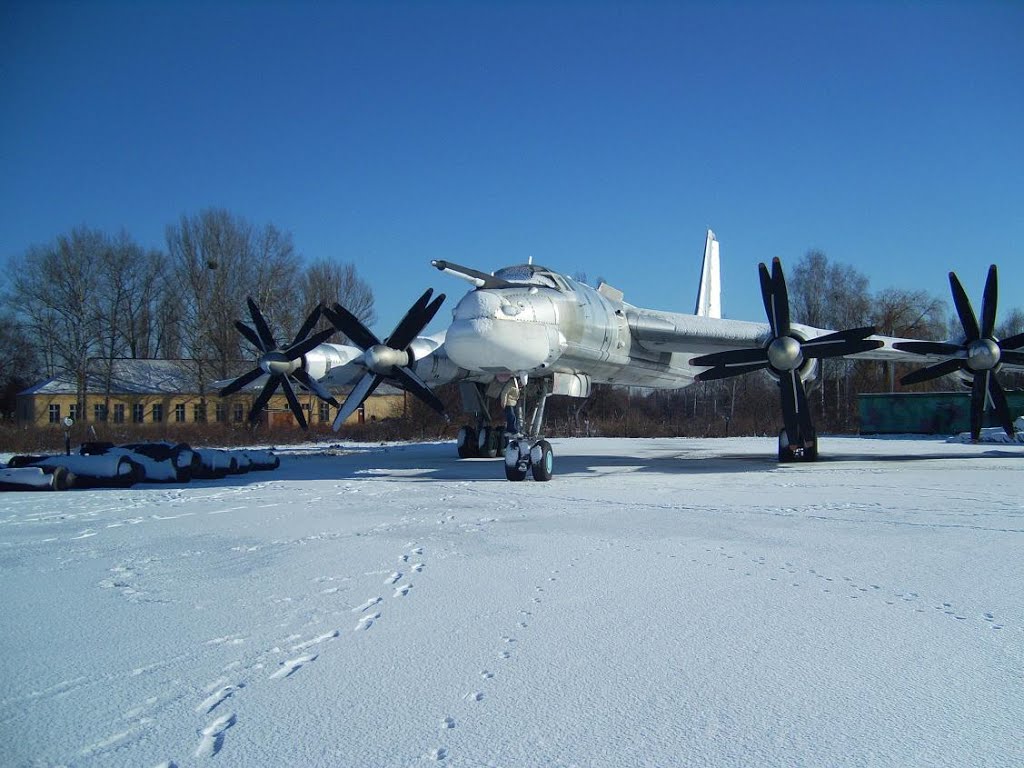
[16, 359, 405, 429]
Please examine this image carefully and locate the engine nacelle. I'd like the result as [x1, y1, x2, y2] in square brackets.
[302, 344, 361, 381]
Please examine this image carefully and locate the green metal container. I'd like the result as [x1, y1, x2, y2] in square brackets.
[858, 391, 1024, 435]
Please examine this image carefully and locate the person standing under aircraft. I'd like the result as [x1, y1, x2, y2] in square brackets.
[500, 375, 521, 435]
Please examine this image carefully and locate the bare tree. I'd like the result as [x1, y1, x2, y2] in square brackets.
[166, 209, 301, 389]
[8, 227, 106, 420]
[299, 258, 376, 339]
[870, 287, 948, 392]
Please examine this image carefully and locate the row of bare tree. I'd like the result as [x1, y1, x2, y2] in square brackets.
[3, 220, 1021, 432]
[1, 209, 375, 415]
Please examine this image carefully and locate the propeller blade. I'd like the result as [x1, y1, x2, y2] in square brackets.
[949, 272, 981, 342]
[691, 348, 770, 367]
[892, 341, 964, 356]
[249, 375, 282, 424]
[247, 296, 277, 350]
[986, 374, 1016, 437]
[802, 326, 877, 345]
[695, 362, 768, 382]
[280, 375, 307, 429]
[235, 321, 265, 352]
[980, 265, 998, 339]
[758, 263, 778, 338]
[970, 371, 988, 441]
[899, 358, 963, 386]
[283, 327, 336, 361]
[293, 369, 339, 407]
[325, 303, 380, 350]
[219, 366, 264, 398]
[291, 305, 323, 348]
[801, 338, 884, 359]
[1000, 349, 1024, 367]
[387, 289, 435, 351]
[391, 366, 446, 415]
[1000, 332, 1024, 351]
[778, 371, 804, 446]
[771, 258, 791, 337]
[332, 372, 383, 430]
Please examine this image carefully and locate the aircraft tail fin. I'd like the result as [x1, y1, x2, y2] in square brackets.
[693, 229, 721, 318]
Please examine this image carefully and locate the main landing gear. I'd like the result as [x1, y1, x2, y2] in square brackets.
[455, 378, 557, 481]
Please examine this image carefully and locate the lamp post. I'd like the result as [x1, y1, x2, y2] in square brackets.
[62, 416, 74, 456]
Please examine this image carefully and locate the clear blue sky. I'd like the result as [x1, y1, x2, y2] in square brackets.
[2, 0, 1021, 333]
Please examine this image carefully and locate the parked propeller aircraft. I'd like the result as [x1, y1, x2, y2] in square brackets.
[219, 231, 1024, 481]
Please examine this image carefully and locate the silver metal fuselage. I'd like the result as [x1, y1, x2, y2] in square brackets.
[441, 269, 763, 389]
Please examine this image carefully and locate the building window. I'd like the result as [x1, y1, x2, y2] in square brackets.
[132, 403, 145, 423]
[69, 404, 79, 421]
[215, 403, 226, 423]
[113, 404, 125, 424]
[49, 404, 61, 423]
[174, 404, 185, 423]
[318, 402, 330, 423]
[94, 404, 108, 422]
[233, 403, 244, 423]
[193, 403, 206, 423]
[152, 403, 164, 423]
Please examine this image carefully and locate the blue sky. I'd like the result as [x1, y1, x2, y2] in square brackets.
[2, 0, 1021, 333]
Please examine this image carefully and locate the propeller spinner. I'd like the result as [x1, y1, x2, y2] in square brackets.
[220, 298, 338, 428]
[324, 288, 447, 430]
[894, 265, 1024, 440]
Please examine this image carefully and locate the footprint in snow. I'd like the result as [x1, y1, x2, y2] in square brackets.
[430, 747, 448, 761]
[352, 597, 382, 613]
[441, 716, 456, 729]
[196, 683, 243, 714]
[357, 612, 380, 631]
[194, 712, 236, 758]
[385, 572, 402, 585]
[393, 583, 412, 598]
[412, 563, 425, 573]
[270, 653, 318, 680]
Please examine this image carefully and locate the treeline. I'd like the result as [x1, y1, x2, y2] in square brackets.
[3, 218, 1021, 436]
[0, 208, 375, 414]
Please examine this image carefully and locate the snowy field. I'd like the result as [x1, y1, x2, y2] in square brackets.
[1, 436, 1021, 768]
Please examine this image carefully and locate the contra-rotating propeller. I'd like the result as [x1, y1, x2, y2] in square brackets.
[893, 265, 1024, 441]
[323, 288, 447, 429]
[219, 298, 339, 428]
[691, 257, 883, 447]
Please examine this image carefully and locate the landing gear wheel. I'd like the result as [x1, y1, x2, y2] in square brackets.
[778, 428, 818, 462]
[504, 440, 528, 481]
[477, 425, 499, 458]
[778, 429, 796, 463]
[457, 425, 478, 458]
[530, 440, 554, 482]
[804, 429, 819, 462]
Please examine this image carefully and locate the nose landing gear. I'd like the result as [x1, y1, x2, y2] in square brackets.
[504, 438, 554, 481]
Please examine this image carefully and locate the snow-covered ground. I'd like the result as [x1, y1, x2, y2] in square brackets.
[1, 436, 1021, 768]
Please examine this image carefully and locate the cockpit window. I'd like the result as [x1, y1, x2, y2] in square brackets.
[492, 264, 559, 289]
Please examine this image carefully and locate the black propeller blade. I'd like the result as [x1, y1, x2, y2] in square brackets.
[323, 289, 447, 430]
[219, 300, 339, 426]
[894, 265, 1018, 440]
[691, 257, 883, 450]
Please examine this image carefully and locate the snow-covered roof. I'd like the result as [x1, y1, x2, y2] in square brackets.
[20, 360, 216, 396]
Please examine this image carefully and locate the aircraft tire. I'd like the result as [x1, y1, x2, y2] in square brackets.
[457, 425, 478, 458]
[530, 440, 554, 482]
[778, 429, 796, 463]
[477, 426, 499, 458]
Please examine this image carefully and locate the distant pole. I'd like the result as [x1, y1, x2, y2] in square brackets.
[63, 417, 74, 456]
